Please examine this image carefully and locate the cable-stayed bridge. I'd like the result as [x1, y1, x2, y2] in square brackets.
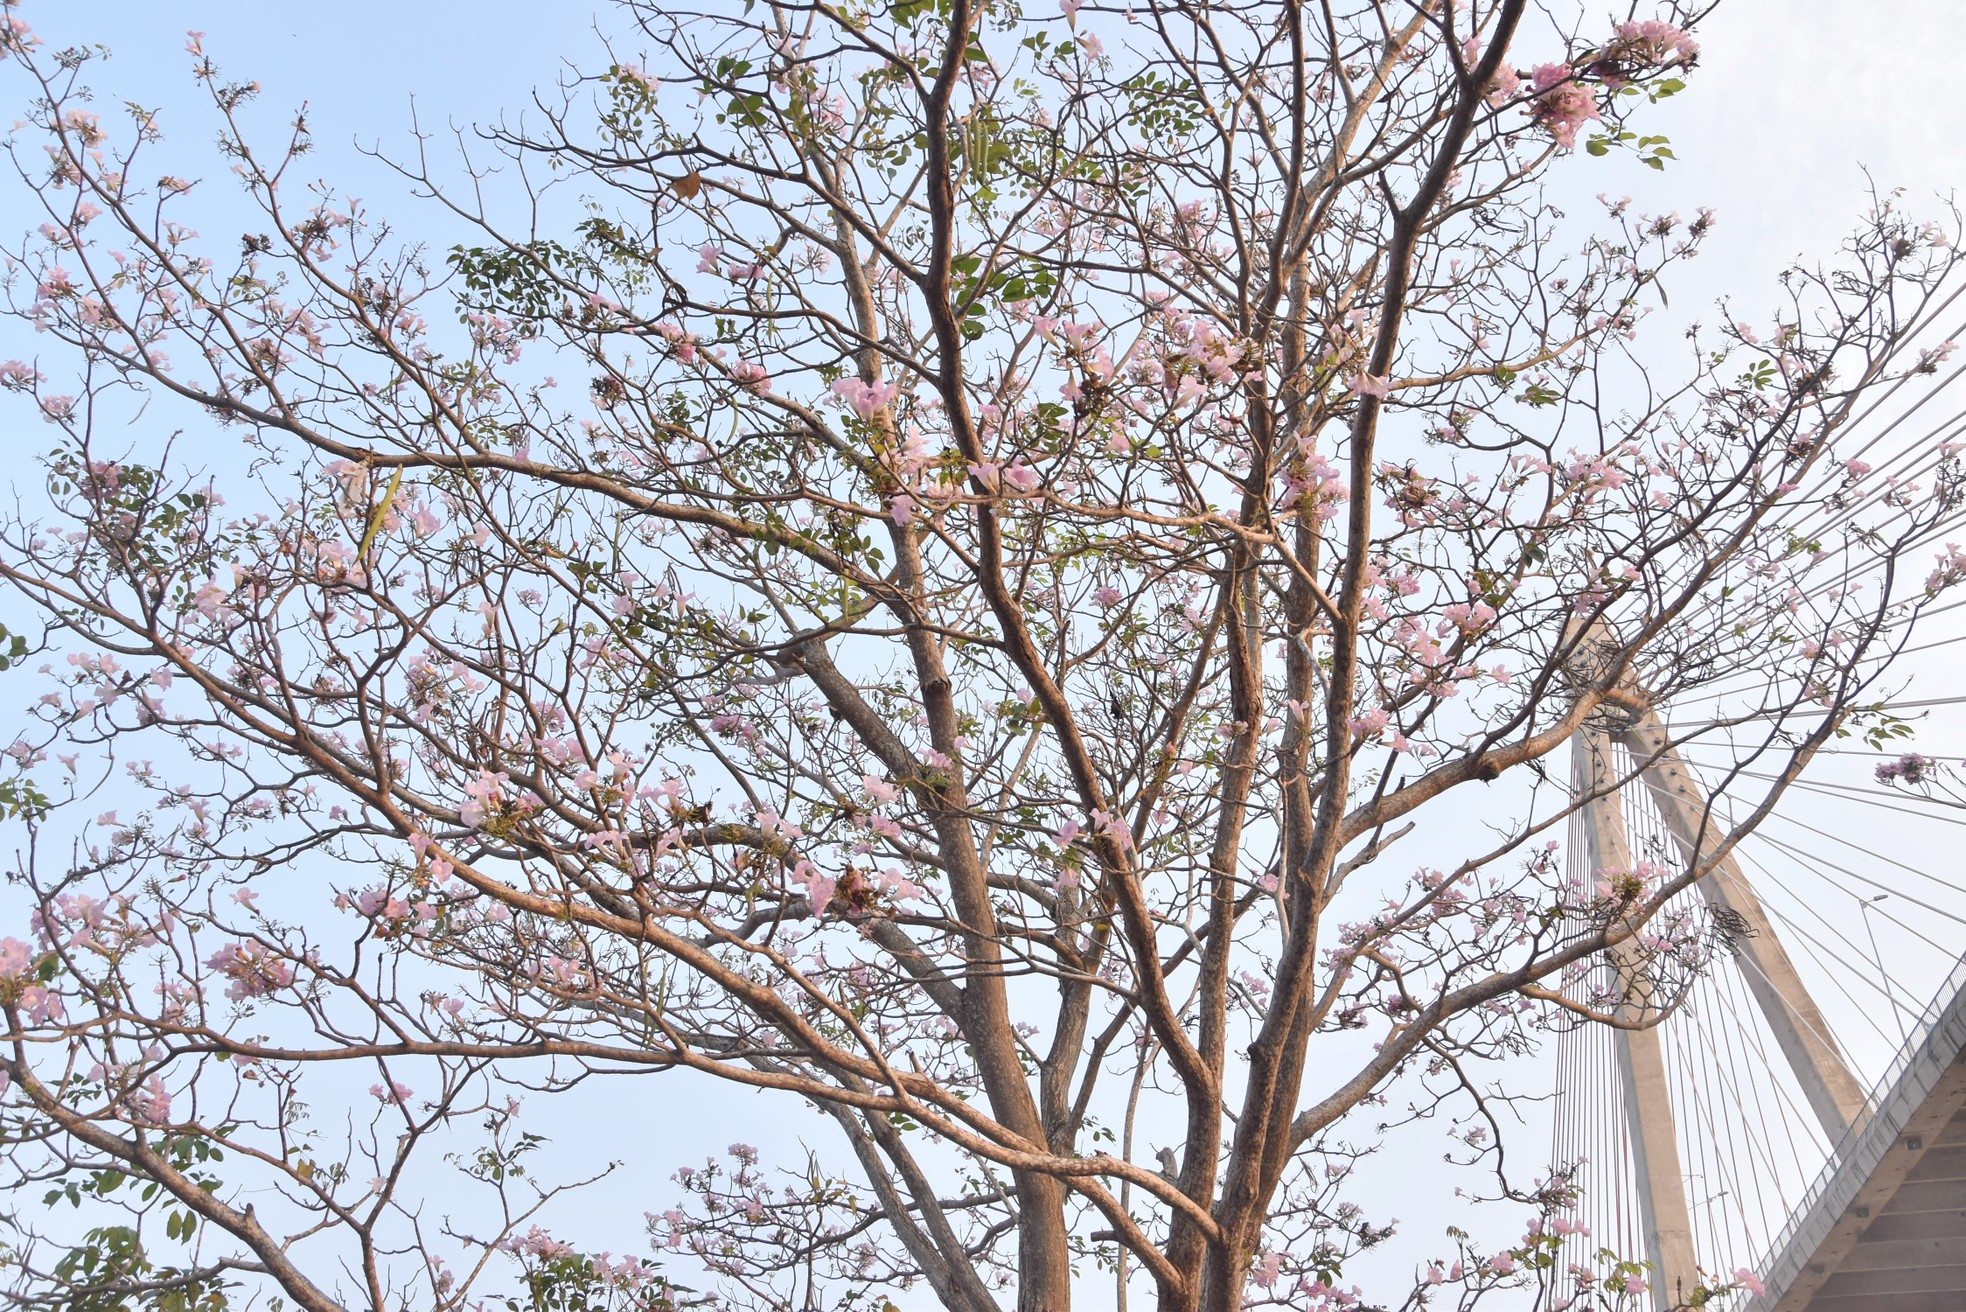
[1551, 713, 1966, 1312]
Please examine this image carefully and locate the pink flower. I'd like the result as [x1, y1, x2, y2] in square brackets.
[1927, 543, 1966, 595]
[1528, 66, 1600, 149]
[1093, 584, 1124, 608]
[832, 376, 900, 419]
[1613, 19, 1699, 66]
[1347, 373, 1391, 399]
[1530, 62, 1571, 93]
[863, 773, 899, 806]
[1090, 807, 1134, 852]
[205, 941, 295, 1000]
[1734, 1270, 1766, 1297]
[1348, 707, 1390, 736]
[459, 769, 510, 828]
[1053, 819, 1082, 848]
[757, 809, 804, 841]
[501, 1225, 578, 1261]
[1487, 62, 1523, 107]
[1876, 753, 1933, 785]
[878, 868, 924, 902]
[126, 1075, 170, 1125]
[1003, 462, 1042, 493]
[1462, 34, 1523, 106]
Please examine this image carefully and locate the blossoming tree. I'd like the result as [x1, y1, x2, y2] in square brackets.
[0, 0, 1960, 1309]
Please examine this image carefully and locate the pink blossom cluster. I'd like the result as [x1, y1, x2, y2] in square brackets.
[464, 310, 526, 364]
[1438, 599, 1498, 636]
[1037, 314, 1120, 403]
[0, 935, 35, 980]
[335, 882, 456, 937]
[30, 889, 164, 960]
[1346, 372, 1390, 399]
[459, 768, 512, 828]
[848, 777, 906, 845]
[1089, 806, 1135, 853]
[707, 705, 762, 744]
[497, 1226, 579, 1263]
[1133, 308, 1250, 412]
[0, 11, 40, 59]
[303, 537, 370, 587]
[1464, 35, 1524, 109]
[1875, 753, 1935, 785]
[1609, 19, 1700, 74]
[1926, 543, 1966, 595]
[965, 457, 1043, 494]
[796, 858, 924, 917]
[829, 373, 900, 420]
[122, 1074, 172, 1124]
[1283, 448, 1349, 521]
[651, 319, 698, 363]
[728, 359, 771, 393]
[589, 1252, 662, 1291]
[204, 940, 295, 1000]
[1470, 17, 1697, 145]
[776, 71, 848, 134]
[1528, 64, 1600, 149]
[695, 242, 766, 282]
[529, 953, 589, 990]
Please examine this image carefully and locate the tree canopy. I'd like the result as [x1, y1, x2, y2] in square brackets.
[0, 1, 1960, 1309]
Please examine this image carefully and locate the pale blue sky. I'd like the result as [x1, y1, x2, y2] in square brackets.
[27, 0, 1965, 293]
[7, 0, 1965, 1298]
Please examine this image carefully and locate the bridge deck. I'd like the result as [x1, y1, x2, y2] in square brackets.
[1756, 965, 1966, 1312]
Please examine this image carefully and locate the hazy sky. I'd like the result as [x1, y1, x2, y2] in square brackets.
[22, 0, 1963, 358]
[6, 0, 1963, 1299]
[25, 0, 1965, 292]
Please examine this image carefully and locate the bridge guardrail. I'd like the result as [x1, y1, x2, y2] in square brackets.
[1745, 950, 1966, 1309]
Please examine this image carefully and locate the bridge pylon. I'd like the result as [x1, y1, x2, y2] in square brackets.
[1562, 712, 1868, 1310]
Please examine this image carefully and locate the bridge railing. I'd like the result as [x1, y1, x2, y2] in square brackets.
[1745, 947, 1966, 1308]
